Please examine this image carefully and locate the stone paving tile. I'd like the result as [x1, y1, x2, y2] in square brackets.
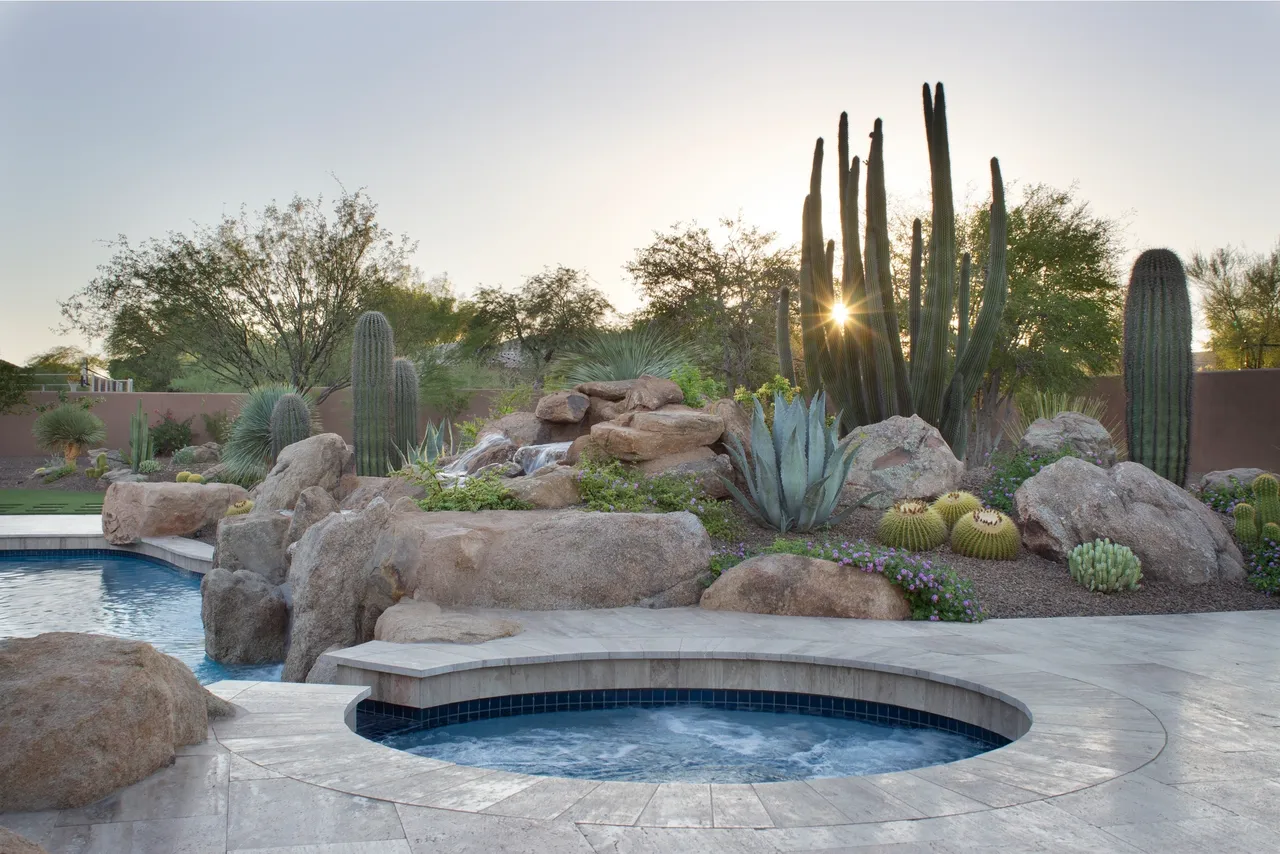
[395, 805, 595, 853]
[635, 783, 714, 828]
[45, 813, 227, 854]
[755, 781, 878, 827]
[577, 824, 782, 853]
[480, 777, 601, 821]
[1047, 773, 1239, 827]
[226, 778, 404, 851]
[799, 778, 922, 824]
[1100, 814, 1280, 853]
[414, 771, 540, 812]
[55, 754, 228, 826]
[559, 782, 657, 825]
[231, 843, 413, 854]
[0, 811, 60, 849]
[710, 784, 775, 829]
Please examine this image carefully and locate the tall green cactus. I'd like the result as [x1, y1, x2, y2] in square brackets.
[129, 400, 152, 473]
[392, 357, 420, 453]
[270, 393, 311, 458]
[796, 83, 1008, 457]
[352, 311, 395, 476]
[777, 286, 797, 385]
[1123, 249, 1192, 486]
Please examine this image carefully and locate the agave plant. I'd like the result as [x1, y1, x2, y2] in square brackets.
[720, 391, 873, 532]
[392, 418, 455, 473]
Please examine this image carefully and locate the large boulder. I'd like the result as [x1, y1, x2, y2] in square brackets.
[636, 447, 734, 499]
[844, 415, 963, 509]
[252, 433, 351, 513]
[1199, 468, 1272, 492]
[513, 443, 573, 474]
[534, 391, 590, 423]
[704, 398, 751, 460]
[504, 464, 581, 509]
[564, 434, 598, 466]
[701, 554, 911, 620]
[1013, 457, 1245, 584]
[622, 375, 684, 412]
[201, 569, 289, 664]
[373, 599, 523, 644]
[0, 633, 230, 812]
[176, 442, 221, 464]
[337, 476, 425, 513]
[289, 485, 340, 544]
[0, 827, 48, 854]
[214, 511, 291, 584]
[1020, 412, 1118, 467]
[479, 411, 583, 447]
[574, 379, 636, 401]
[102, 482, 249, 544]
[101, 468, 146, 484]
[585, 396, 625, 426]
[283, 499, 396, 682]
[590, 410, 725, 462]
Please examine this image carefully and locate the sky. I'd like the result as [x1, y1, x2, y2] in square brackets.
[2, 1, 1277, 363]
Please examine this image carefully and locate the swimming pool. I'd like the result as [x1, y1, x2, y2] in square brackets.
[0, 550, 282, 684]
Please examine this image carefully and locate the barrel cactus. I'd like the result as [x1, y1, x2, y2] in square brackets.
[225, 499, 254, 517]
[352, 311, 395, 476]
[931, 491, 982, 530]
[1068, 539, 1143, 592]
[393, 357, 420, 454]
[1234, 502, 1259, 547]
[950, 508, 1019, 560]
[176, 471, 191, 483]
[1263, 522, 1280, 545]
[270, 393, 312, 459]
[1123, 249, 1192, 486]
[877, 500, 948, 551]
[1251, 473, 1280, 527]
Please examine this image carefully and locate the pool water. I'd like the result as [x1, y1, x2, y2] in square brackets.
[380, 704, 992, 783]
[0, 552, 282, 684]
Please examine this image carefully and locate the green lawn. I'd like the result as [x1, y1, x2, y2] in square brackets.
[0, 489, 104, 515]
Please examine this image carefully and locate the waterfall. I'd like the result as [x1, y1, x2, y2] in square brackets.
[514, 441, 573, 475]
[439, 432, 509, 478]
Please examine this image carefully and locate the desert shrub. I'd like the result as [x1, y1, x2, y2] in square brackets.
[398, 464, 531, 511]
[670, 364, 725, 407]
[41, 462, 77, 483]
[137, 458, 162, 474]
[1194, 475, 1257, 515]
[32, 404, 107, 464]
[558, 326, 693, 385]
[979, 446, 1078, 513]
[149, 410, 194, 456]
[221, 383, 320, 487]
[712, 538, 984, 622]
[733, 375, 802, 427]
[491, 385, 537, 418]
[575, 458, 737, 539]
[201, 410, 233, 444]
[172, 447, 196, 465]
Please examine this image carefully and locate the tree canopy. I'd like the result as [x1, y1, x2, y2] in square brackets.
[61, 188, 414, 398]
[1188, 243, 1280, 369]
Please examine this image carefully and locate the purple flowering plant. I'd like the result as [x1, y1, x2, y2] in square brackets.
[1192, 476, 1252, 515]
[711, 537, 985, 622]
[979, 446, 1078, 513]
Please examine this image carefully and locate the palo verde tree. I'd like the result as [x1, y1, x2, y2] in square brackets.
[60, 188, 414, 400]
[1188, 242, 1280, 369]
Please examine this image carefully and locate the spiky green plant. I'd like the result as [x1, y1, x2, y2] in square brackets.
[1123, 249, 1192, 486]
[137, 458, 161, 474]
[352, 311, 395, 476]
[394, 418, 454, 473]
[931, 491, 982, 530]
[720, 391, 873, 533]
[32, 404, 107, 466]
[1251, 473, 1280, 528]
[1004, 390, 1127, 461]
[558, 326, 694, 384]
[950, 508, 1020, 560]
[393, 357, 420, 453]
[796, 83, 1008, 459]
[220, 383, 320, 487]
[1069, 539, 1143, 592]
[1234, 502, 1259, 547]
[777, 286, 797, 385]
[877, 500, 949, 551]
[270, 393, 312, 459]
[176, 471, 191, 482]
[1263, 522, 1280, 545]
[128, 400, 152, 472]
[85, 452, 109, 480]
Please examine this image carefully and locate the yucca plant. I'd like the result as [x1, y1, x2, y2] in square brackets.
[557, 326, 694, 384]
[720, 391, 874, 532]
[220, 383, 321, 487]
[32, 404, 107, 466]
[393, 418, 455, 473]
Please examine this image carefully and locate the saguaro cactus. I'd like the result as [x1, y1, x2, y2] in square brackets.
[270, 393, 311, 458]
[795, 83, 1008, 459]
[1123, 249, 1192, 486]
[352, 311, 395, 476]
[392, 357, 420, 453]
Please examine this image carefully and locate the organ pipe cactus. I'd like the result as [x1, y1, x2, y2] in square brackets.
[269, 393, 311, 459]
[352, 311, 395, 476]
[796, 83, 1008, 459]
[1123, 249, 1192, 486]
[1234, 503, 1259, 547]
[720, 391, 873, 532]
[1068, 539, 1143, 593]
[129, 400, 153, 473]
[776, 287, 797, 386]
[1251, 473, 1280, 528]
[393, 357, 420, 454]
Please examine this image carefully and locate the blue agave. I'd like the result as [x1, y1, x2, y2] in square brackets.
[720, 391, 873, 532]
[393, 418, 454, 473]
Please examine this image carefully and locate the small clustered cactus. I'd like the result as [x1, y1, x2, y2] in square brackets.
[85, 452, 108, 480]
[176, 471, 205, 484]
[1252, 473, 1280, 528]
[931, 491, 983, 530]
[1234, 503, 1259, 548]
[1069, 538, 1143, 593]
[877, 500, 948, 552]
[950, 508, 1020, 560]
[137, 459, 161, 475]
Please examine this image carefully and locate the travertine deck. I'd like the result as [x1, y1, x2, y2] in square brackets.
[0, 514, 213, 573]
[4, 607, 1280, 852]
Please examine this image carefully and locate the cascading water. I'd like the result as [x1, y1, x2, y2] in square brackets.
[514, 442, 572, 475]
[439, 432, 510, 478]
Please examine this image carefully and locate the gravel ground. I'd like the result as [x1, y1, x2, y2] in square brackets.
[0, 454, 221, 492]
[710, 491, 1278, 620]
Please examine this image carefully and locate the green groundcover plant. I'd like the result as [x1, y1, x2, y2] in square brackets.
[1193, 476, 1254, 515]
[1243, 528, 1280, 596]
[979, 446, 1078, 513]
[395, 463, 532, 511]
[575, 458, 738, 540]
[710, 537, 985, 622]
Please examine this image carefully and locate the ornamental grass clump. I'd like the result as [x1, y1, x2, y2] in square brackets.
[950, 508, 1020, 560]
[1068, 539, 1142, 593]
[877, 500, 948, 551]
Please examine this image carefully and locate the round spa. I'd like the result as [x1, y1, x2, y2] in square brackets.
[351, 654, 1030, 785]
